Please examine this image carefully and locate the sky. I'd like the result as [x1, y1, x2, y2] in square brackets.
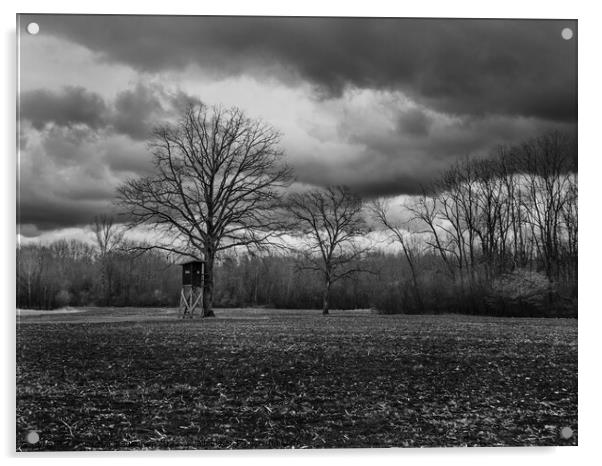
[17, 15, 577, 241]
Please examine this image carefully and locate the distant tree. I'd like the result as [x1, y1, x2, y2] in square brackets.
[17, 245, 41, 309]
[515, 131, 577, 280]
[286, 186, 367, 315]
[117, 104, 291, 316]
[93, 214, 124, 305]
[370, 198, 424, 311]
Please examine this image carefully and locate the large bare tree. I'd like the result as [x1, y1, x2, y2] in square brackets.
[117, 104, 291, 316]
[286, 186, 367, 315]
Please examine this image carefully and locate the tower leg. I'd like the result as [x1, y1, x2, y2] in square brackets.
[177, 286, 203, 319]
[179, 288, 189, 319]
[189, 287, 203, 318]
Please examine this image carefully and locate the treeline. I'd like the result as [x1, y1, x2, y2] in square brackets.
[371, 131, 577, 316]
[14, 239, 400, 312]
[16, 239, 180, 310]
[9, 239, 493, 314]
[15, 241, 576, 317]
[16, 132, 577, 317]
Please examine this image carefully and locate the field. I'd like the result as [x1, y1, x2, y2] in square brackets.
[16, 308, 577, 450]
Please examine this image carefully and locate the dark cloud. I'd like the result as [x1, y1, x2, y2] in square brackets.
[168, 89, 203, 112]
[112, 83, 165, 140]
[103, 136, 154, 175]
[111, 84, 203, 139]
[17, 15, 577, 233]
[293, 157, 431, 198]
[293, 97, 577, 196]
[18, 196, 111, 231]
[19, 83, 201, 141]
[17, 83, 202, 232]
[397, 108, 433, 137]
[18, 223, 43, 238]
[25, 15, 577, 122]
[20, 86, 108, 130]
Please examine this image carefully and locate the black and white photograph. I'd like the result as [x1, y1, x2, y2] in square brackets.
[16, 14, 577, 451]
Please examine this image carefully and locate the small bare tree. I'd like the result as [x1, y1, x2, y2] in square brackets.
[94, 214, 124, 257]
[407, 192, 456, 278]
[117, 104, 291, 316]
[17, 245, 41, 309]
[93, 214, 124, 305]
[286, 186, 367, 315]
[370, 198, 424, 311]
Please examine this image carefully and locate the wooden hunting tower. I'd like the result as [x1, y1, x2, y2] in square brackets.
[178, 260, 204, 318]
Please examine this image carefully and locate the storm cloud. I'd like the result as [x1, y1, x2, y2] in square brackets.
[17, 15, 577, 235]
[20, 86, 108, 130]
[28, 15, 577, 122]
[20, 82, 200, 141]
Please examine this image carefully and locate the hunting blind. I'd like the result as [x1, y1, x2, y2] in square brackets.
[178, 260, 204, 318]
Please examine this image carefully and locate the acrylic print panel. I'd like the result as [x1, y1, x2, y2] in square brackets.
[16, 14, 577, 451]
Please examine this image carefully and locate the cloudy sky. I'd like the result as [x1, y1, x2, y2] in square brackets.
[17, 15, 576, 240]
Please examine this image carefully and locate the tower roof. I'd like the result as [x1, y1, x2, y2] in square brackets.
[178, 259, 205, 266]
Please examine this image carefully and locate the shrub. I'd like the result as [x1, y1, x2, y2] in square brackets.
[54, 289, 72, 308]
[486, 269, 554, 316]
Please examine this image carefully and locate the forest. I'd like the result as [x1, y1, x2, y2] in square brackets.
[16, 131, 577, 317]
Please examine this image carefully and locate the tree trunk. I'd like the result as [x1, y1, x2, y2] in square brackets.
[27, 276, 32, 308]
[401, 242, 423, 312]
[322, 277, 331, 315]
[100, 256, 113, 306]
[202, 253, 216, 317]
[105, 258, 113, 306]
[412, 280, 424, 312]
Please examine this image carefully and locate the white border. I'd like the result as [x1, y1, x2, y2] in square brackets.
[2, 1, 600, 465]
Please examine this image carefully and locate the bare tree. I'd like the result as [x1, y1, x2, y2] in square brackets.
[408, 192, 456, 278]
[286, 186, 367, 315]
[560, 174, 578, 283]
[17, 245, 41, 309]
[370, 198, 424, 311]
[515, 132, 576, 280]
[94, 214, 124, 256]
[93, 214, 124, 305]
[117, 104, 291, 316]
